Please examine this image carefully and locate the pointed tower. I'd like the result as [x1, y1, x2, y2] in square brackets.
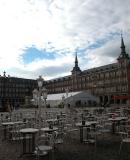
[117, 34, 130, 96]
[71, 52, 82, 91]
[71, 52, 81, 75]
[117, 34, 130, 61]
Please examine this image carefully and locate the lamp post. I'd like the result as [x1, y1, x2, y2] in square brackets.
[65, 88, 69, 98]
[102, 85, 107, 113]
[42, 87, 47, 122]
[37, 76, 43, 119]
[32, 76, 47, 128]
[32, 89, 38, 107]
[42, 87, 47, 107]
[62, 95, 65, 108]
[2, 71, 8, 111]
[1, 71, 13, 112]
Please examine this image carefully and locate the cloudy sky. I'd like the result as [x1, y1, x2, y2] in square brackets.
[0, 0, 130, 80]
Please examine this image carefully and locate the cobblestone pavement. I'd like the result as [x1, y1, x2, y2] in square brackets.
[0, 128, 130, 160]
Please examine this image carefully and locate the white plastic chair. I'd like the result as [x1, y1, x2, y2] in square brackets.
[34, 132, 55, 160]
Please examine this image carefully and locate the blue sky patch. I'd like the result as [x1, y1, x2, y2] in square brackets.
[22, 46, 55, 64]
[88, 32, 120, 50]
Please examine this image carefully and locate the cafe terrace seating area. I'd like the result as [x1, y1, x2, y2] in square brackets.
[0, 106, 130, 160]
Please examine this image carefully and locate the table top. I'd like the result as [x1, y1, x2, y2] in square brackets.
[108, 117, 128, 121]
[41, 127, 58, 132]
[20, 128, 39, 133]
[76, 121, 98, 127]
[57, 113, 66, 116]
[46, 119, 58, 123]
[13, 121, 24, 124]
[106, 112, 119, 116]
[2, 122, 14, 126]
[38, 145, 52, 151]
[2, 121, 25, 126]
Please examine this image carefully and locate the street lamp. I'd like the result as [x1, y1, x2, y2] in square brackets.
[65, 88, 69, 98]
[32, 89, 38, 107]
[32, 76, 47, 128]
[42, 87, 47, 107]
[62, 89, 69, 115]
[37, 75, 43, 88]
[102, 85, 107, 113]
[37, 76, 43, 118]
[62, 95, 65, 108]
[42, 87, 47, 121]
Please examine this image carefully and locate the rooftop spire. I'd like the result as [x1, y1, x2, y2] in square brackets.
[121, 33, 126, 55]
[117, 33, 130, 60]
[71, 51, 81, 75]
[75, 52, 78, 67]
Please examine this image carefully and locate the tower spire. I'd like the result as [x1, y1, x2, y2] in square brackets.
[117, 33, 130, 60]
[121, 33, 126, 55]
[71, 51, 81, 75]
[75, 51, 78, 67]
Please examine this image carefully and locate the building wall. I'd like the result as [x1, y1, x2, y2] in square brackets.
[45, 38, 130, 107]
[0, 75, 37, 111]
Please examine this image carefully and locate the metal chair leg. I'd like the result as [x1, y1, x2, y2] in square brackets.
[119, 142, 123, 154]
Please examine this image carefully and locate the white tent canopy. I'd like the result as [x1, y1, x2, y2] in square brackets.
[46, 91, 99, 108]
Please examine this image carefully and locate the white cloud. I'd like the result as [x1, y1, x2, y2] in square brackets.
[0, 0, 130, 79]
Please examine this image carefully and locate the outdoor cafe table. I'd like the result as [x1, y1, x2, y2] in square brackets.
[40, 127, 58, 134]
[2, 121, 26, 140]
[46, 119, 58, 124]
[2, 122, 14, 140]
[57, 113, 66, 118]
[106, 112, 119, 117]
[19, 128, 39, 156]
[108, 117, 128, 134]
[56, 113, 66, 122]
[76, 121, 98, 143]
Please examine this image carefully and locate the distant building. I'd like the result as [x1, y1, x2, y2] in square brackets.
[45, 36, 130, 106]
[0, 72, 37, 111]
